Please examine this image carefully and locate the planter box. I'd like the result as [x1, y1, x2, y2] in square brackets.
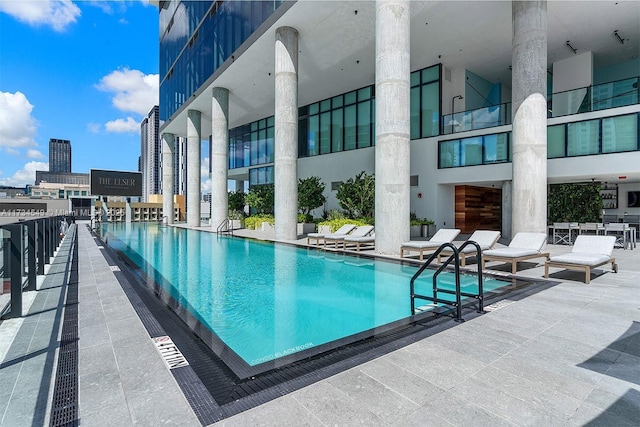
[229, 219, 243, 230]
[410, 225, 422, 238]
[422, 224, 436, 238]
[261, 222, 275, 232]
[297, 223, 316, 234]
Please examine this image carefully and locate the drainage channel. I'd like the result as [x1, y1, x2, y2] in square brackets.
[49, 232, 79, 427]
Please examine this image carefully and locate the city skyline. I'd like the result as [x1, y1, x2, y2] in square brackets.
[0, 1, 217, 190]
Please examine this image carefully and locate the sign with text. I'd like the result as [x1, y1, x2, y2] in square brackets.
[90, 169, 142, 197]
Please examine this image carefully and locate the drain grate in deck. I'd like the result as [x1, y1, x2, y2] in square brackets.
[49, 235, 79, 427]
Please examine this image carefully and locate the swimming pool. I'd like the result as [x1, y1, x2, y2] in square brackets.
[98, 222, 509, 377]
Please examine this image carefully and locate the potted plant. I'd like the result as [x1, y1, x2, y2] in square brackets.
[228, 209, 244, 230]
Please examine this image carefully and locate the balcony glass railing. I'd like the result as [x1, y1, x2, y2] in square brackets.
[441, 103, 511, 135]
[442, 76, 639, 135]
[549, 77, 639, 118]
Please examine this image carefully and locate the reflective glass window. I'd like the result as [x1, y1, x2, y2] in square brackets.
[567, 120, 599, 156]
[331, 109, 343, 152]
[357, 100, 371, 148]
[439, 140, 459, 168]
[308, 115, 319, 156]
[601, 114, 638, 153]
[547, 124, 566, 158]
[344, 105, 357, 150]
[320, 112, 331, 154]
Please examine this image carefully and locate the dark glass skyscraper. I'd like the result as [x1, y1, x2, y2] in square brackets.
[49, 138, 71, 173]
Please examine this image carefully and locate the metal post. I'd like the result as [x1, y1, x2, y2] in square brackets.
[37, 219, 45, 274]
[4, 224, 23, 318]
[26, 221, 36, 291]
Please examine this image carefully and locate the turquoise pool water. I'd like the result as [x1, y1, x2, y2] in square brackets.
[99, 223, 507, 371]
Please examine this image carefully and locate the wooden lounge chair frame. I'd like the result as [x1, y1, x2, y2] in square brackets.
[482, 252, 550, 274]
[544, 258, 617, 284]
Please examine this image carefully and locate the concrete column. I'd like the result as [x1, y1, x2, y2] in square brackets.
[211, 87, 230, 231]
[102, 197, 108, 223]
[511, 0, 547, 234]
[162, 133, 175, 224]
[125, 198, 132, 223]
[187, 110, 202, 227]
[274, 26, 299, 241]
[374, 0, 411, 255]
[502, 180, 513, 240]
[234, 180, 244, 192]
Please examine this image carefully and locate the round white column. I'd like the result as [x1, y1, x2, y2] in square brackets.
[161, 132, 175, 224]
[511, 0, 548, 234]
[186, 110, 202, 227]
[211, 87, 230, 231]
[274, 26, 299, 241]
[375, 0, 411, 255]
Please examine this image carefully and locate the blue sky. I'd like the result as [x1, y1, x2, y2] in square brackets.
[0, 0, 159, 187]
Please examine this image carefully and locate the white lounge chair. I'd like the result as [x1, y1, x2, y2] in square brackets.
[343, 232, 375, 251]
[482, 232, 549, 274]
[400, 228, 461, 260]
[307, 224, 356, 246]
[324, 225, 374, 249]
[436, 230, 501, 266]
[544, 235, 617, 284]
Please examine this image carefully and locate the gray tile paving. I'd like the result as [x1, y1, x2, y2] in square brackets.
[1, 223, 639, 426]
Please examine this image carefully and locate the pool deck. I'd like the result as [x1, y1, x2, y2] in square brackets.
[1, 222, 639, 426]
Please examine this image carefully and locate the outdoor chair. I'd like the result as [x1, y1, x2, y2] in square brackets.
[436, 230, 501, 266]
[544, 235, 617, 284]
[324, 225, 374, 249]
[604, 223, 632, 249]
[400, 228, 461, 261]
[307, 224, 356, 246]
[482, 232, 549, 274]
[552, 222, 573, 245]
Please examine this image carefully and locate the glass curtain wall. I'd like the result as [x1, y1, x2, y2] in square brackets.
[440, 113, 640, 169]
[230, 64, 441, 169]
[159, 1, 283, 121]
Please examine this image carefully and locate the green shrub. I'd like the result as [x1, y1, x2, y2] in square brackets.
[246, 184, 274, 215]
[298, 176, 326, 215]
[228, 190, 246, 212]
[336, 171, 375, 218]
[317, 218, 370, 232]
[244, 214, 275, 230]
[298, 213, 313, 223]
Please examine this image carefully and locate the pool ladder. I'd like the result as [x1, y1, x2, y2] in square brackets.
[216, 218, 233, 235]
[409, 241, 484, 322]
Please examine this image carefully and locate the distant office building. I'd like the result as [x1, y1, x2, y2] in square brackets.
[141, 105, 161, 202]
[173, 136, 187, 196]
[49, 138, 71, 173]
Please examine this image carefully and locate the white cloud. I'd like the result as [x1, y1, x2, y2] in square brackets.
[0, 91, 38, 150]
[96, 68, 159, 116]
[0, 0, 81, 32]
[201, 157, 211, 193]
[104, 117, 139, 133]
[87, 122, 101, 133]
[26, 149, 44, 159]
[0, 161, 49, 187]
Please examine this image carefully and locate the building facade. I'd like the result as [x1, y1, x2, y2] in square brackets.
[141, 105, 161, 202]
[48, 138, 72, 173]
[156, 0, 640, 253]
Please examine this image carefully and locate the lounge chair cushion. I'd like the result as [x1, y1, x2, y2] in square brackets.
[483, 248, 540, 258]
[325, 225, 373, 240]
[308, 224, 356, 238]
[548, 253, 611, 266]
[400, 241, 442, 249]
[458, 230, 501, 253]
[508, 232, 547, 251]
[344, 235, 375, 243]
[571, 235, 615, 256]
